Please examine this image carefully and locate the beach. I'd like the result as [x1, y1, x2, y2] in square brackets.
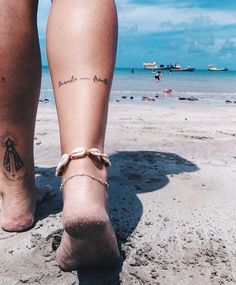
[1, 70, 236, 284]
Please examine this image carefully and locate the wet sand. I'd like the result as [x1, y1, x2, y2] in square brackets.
[0, 99, 236, 284]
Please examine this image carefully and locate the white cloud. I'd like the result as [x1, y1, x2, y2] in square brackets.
[118, 3, 236, 34]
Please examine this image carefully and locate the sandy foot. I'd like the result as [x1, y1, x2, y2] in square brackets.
[0, 185, 51, 232]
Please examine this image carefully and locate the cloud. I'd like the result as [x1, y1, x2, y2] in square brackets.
[36, 0, 236, 68]
[218, 39, 236, 60]
[118, 2, 236, 35]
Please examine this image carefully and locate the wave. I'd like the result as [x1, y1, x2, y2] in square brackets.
[111, 90, 157, 94]
[111, 90, 236, 97]
[40, 87, 236, 97]
[41, 87, 54, 92]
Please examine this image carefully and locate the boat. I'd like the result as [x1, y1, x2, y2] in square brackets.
[143, 62, 171, 71]
[155, 64, 171, 71]
[143, 61, 195, 72]
[143, 62, 158, 70]
[170, 63, 195, 72]
[208, 64, 228, 71]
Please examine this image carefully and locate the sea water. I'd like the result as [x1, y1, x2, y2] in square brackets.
[40, 66, 236, 103]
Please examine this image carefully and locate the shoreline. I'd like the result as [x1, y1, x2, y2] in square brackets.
[39, 90, 236, 108]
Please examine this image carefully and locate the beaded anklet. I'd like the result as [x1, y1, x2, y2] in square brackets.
[56, 147, 111, 191]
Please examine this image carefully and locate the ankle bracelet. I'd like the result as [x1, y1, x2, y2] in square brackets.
[56, 147, 111, 191]
[60, 173, 109, 191]
[56, 147, 111, 177]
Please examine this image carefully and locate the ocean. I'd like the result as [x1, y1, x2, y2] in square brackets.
[41, 67, 236, 104]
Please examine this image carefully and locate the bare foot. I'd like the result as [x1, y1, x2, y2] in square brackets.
[62, 158, 111, 239]
[0, 179, 51, 232]
[57, 157, 120, 270]
[57, 225, 120, 271]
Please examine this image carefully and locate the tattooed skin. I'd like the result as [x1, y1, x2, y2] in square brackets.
[58, 74, 109, 88]
[0, 131, 27, 181]
[93, 75, 109, 85]
[58, 75, 78, 88]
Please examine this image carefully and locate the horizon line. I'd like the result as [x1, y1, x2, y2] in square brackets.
[42, 65, 236, 71]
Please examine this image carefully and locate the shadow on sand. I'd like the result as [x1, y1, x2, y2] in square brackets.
[35, 151, 199, 285]
[35, 166, 62, 219]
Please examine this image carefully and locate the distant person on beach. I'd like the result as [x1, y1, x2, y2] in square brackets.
[155, 71, 162, 81]
[0, 0, 119, 271]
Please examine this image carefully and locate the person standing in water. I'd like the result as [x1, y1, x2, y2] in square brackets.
[155, 71, 162, 81]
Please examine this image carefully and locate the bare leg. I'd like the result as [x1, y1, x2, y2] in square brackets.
[0, 1, 43, 232]
[47, 0, 120, 269]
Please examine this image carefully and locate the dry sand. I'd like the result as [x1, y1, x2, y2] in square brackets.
[0, 99, 236, 285]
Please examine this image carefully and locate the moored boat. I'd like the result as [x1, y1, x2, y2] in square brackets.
[208, 64, 228, 71]
[143, 61, 195, 72]
[155, 64, 171, 71]
[170, 63, 195, 72]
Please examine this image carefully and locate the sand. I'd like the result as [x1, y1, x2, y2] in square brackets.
[0, 98, 236, 285]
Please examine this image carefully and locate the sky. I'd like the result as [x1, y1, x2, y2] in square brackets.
[38, 0, 236, 69]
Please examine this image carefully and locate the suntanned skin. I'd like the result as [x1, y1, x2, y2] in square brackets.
[0, 0, 46, 232]
[47, 0, 120, 270]
[0, 0, 120, 270]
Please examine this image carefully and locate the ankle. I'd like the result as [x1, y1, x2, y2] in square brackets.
[65, 157, 107, 176]
[0, 169, 35, 190]
[56, 147, 110, 176]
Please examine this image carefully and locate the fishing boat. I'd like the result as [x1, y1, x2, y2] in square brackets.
[208, 64, 228, 71]
[170, 63, 195, 72]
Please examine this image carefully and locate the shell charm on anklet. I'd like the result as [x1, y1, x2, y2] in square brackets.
[70, 147, 87, 159]
[55, 147, 111, 190]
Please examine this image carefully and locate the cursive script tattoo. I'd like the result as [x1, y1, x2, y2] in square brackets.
[93, 75, 109, 85]
[0, 131, 27, 181]
[58, 74, 110, 88]
[58, 75, 78, 88]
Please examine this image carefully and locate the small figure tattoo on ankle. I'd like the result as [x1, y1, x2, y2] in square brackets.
[0, 131, 27, 181]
